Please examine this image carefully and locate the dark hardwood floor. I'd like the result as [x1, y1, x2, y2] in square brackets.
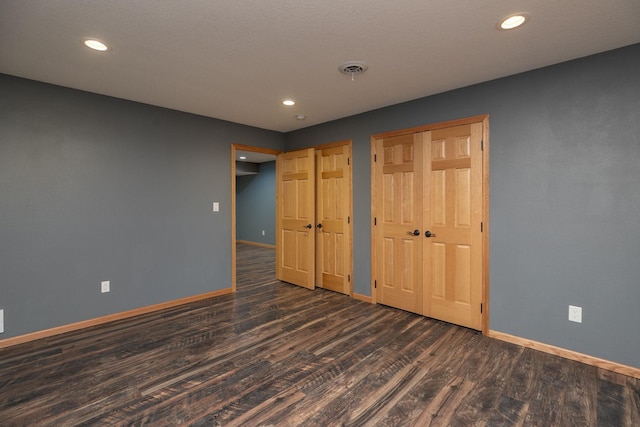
[1, 243, 638, 426]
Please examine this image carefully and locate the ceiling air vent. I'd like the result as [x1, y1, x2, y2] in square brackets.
[338, 61, 368, 80]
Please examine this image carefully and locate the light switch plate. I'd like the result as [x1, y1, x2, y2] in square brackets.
[213, 202, 220, 212]
[101, 281, 110, 293]
[0, 309, 4, 333]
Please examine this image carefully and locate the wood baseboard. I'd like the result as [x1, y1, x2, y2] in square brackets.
[488, 330, 640, 379]
[237, 240, 276, 249]
[0, 288, 233, 350]
[352, 293, 373, 304]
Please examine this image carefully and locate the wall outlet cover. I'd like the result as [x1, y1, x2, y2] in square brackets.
[101, 281, 110, 293]
[568, 305, 582, 323]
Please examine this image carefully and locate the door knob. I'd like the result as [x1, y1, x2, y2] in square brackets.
[317, 223, 323, 229]
[425, 230, 434, 238]
[304, 224, 313, 229]
[407, 229, 420, 236]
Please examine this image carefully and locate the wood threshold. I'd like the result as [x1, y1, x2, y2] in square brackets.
[352, 292, 373, 303]
[237, 240, 276, 249]
[0, 288, 232, 350]
[488, 329, 640, 379]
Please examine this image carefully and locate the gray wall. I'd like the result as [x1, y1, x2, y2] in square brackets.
[285, 44, 640, 368]
[0, 74, 284, 339]
[236, 161, 276, 245]
[2, 43, 639, 370]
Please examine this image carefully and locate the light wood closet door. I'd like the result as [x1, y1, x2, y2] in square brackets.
[372, 120, 485, 330]
[315, 145, 352, 295]
[374, 133, 424, 314]
[276, 148, 316, 289]
[424, 123, 483, 329]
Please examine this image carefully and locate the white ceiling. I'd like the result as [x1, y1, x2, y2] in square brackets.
[1, 1, 639, 132]
[236, 150, 276, 164]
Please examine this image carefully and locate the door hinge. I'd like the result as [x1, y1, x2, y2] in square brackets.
[481, 222, 483, 232]
[348, 216, 350, 224]
[348, 274, 351, 282]
[481, 140, 484, 151]
[374, 280, 377, 289]
[347, 157, 350, 166]
[374, 217, 377, 226]
[374, 154, 377, 162]
[481, 303, 483, 313]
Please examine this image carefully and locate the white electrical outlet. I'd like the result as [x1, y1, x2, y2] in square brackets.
[213, 202, 220, 212]
[0, 309, 4, 333]
[101, 280, 110, 293]
[568, 305, 582, 323]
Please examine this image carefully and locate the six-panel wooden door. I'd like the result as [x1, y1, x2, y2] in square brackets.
[315, 145, 352, 295]
[276, 148, 316, 289]
[373, 119, 485, 330]
[373, 133, 424, 313]
[423, 123, 483, 330]
[277, 144, 352, 294]
[276, 121, 484, 329]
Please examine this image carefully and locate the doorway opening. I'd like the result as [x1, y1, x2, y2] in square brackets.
[231, 144, 280, 292]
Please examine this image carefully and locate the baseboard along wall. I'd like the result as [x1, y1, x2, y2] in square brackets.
[2, 288, 637, 380]
[488, 330, 640, 380]
[0, 288, 232, 350]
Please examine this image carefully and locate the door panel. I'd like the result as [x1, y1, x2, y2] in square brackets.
[276, 148, 315, 289]
[315, 145, 351, 294]
[374, 133, 423, 314]
[424, 123, 483, 329]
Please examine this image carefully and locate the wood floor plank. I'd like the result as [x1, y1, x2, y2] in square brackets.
[558, 361, 598, 426]
[522, 354, 571, 427]
[342, 328, 474, 426]
[626, 377, 640, 426]
[0, 243, 638, 426]
[375, 330, 486, 426]
[412, 375, 476, 427]
[501, 347, 545, 403]
[447, 339, 522, 426]
[597, 376, 627, 426]
[289, 325, 469, 426]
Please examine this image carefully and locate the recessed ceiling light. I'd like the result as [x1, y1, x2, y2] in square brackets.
[498, 13, 529, 30]
[295, 115, 307, 121]
[84, 38, 109, 51]
[239, 156, 247, 160]
[282, 100, 295, 106]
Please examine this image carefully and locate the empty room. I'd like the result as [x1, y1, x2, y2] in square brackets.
[1, 1, 639, 425]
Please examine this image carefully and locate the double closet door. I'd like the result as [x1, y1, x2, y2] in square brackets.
[276, 144, 352, 295]
[372, 120, 486, 330]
